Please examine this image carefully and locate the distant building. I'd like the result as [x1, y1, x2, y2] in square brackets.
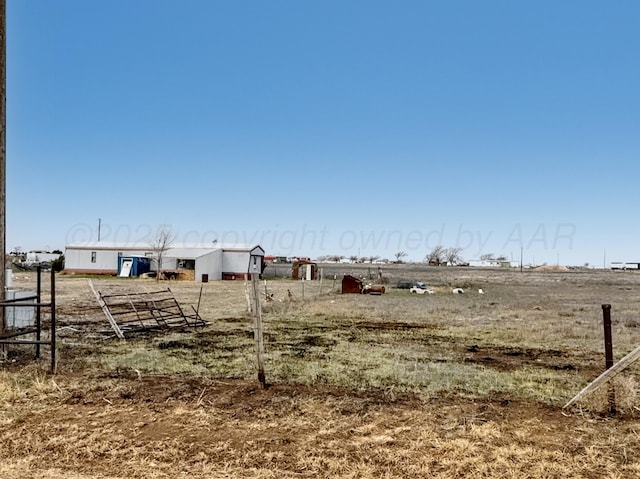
[24, 251, 62, 266]
[468, 260, 518, 268]
[611, 262, 640, 270]
[264, 256, 290, 263]
[469, 260, 502, 268]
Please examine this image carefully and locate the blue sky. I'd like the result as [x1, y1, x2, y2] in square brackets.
[6, 0, 640, 266]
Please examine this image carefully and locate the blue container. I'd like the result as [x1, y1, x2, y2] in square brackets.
[117, 256, 151, 277]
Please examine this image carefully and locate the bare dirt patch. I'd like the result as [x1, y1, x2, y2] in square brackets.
[462, 344, 602, 375]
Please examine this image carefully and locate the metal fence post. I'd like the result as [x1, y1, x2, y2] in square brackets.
[602, 304, 616, 413]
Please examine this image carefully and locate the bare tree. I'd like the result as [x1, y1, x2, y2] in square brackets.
[425, 245, 446, 265]
[444, 247, 464, 266]
[149, 227, 175, 281]
[394, 251, 408, 263]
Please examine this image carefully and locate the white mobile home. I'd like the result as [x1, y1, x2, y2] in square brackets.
[611, 262, 640, 270]
[468, 259, 502, 268]
[468, 259, 518, 268]
[64, 242, 265, 280]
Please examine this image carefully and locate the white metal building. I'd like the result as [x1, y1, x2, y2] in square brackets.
[64, 242, 265, 280]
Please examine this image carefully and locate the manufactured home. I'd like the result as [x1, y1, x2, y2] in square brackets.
[611, 262, 640, 270]
[64, 242, 265, 280]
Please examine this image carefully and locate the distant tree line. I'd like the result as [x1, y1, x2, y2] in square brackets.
[302, 247, 516, 267]
[424, 246, 465, 266]
[315, 255, 390, 264]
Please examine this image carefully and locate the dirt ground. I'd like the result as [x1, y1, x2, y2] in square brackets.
[2, 371, 640, 478]
[2, 267, 640, 478]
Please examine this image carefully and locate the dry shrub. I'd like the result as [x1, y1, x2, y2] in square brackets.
[575, 375, 639, 416]
[623, 317, 640, 328]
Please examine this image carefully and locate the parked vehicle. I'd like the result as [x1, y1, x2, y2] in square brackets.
[397, 280, 427, 289]
[396, 279, 415, 289]
[410, 285, 434, 294]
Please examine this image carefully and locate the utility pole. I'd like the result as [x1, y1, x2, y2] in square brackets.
[0, 0, 7, 333]
[520, 246, 523, 273]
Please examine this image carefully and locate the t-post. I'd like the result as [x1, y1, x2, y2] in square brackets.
[602, 304, 616, 413]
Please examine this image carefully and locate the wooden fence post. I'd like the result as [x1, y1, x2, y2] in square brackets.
[251, 275, 266, 388]
[244, 274, 252, 313]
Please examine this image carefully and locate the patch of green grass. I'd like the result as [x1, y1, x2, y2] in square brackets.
[63, 310, 602, 405]
[266, 339, 580, 403]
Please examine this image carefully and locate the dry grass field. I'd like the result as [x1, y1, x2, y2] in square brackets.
[2, 265, 640, 478]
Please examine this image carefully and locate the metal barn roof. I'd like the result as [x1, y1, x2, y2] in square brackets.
[66, 242, 263, 253]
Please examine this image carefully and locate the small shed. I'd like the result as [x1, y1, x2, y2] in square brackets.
[341, 275, 363, 294]
[292, 260, 318, 280]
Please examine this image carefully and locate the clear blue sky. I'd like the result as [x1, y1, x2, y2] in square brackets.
[6, 0, 640, 266]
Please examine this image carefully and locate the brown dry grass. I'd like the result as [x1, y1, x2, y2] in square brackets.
[3, 368, 640, 479]
[2, 266, 640, 477]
